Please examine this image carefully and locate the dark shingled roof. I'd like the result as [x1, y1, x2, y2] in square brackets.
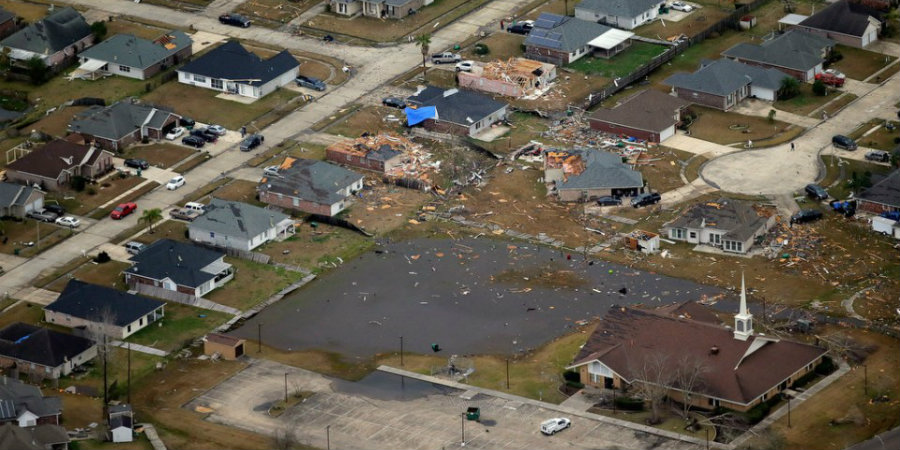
[0, 7, 90, 55]
[259, 158, 362, 206]
[0, 8, 15, 25]
[407, 86, 507, 128]
[0, 323, 95, 369]
[0, 423, 43, 450]
[553, 149, 644, 191]
[124, 239, 225, 288]
[857, 170, 900, 209]
[575, 0, 663, 18]
[525, 12, 612, 53]
[722, 30, 833, 72]
[590, 89, 688, 133]
[69, 101, 178, 141]
[662, 198, 768, 242]
[79, 30, 192, 70]
[655, 301, 721, 325]
[178, 40, 299, 87]
[0, 376, 62, 419]
[664, 58, 790, 96]
[798, 0, 884, 38]
[46, 280, 164, 328]
[6, 139, 104, 180]
[570, 307, 827, 406]
[0, 182, 41, 209]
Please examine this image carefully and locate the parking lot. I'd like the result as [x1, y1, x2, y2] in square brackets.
[187, 359, 705, 450]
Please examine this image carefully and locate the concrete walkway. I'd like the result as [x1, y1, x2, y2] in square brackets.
[111, 340, 169, 357]
[664, 133, 739, 157]
[660, 178, 717, 208]
[140, 423, 168, 450]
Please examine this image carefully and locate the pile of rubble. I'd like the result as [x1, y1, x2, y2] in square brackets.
[539, 115, 652, 158]
[328, 133, 441, 187]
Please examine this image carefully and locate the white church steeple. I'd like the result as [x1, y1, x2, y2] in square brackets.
[734, 273, 753, 341]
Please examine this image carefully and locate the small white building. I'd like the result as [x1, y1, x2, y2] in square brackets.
[188, 199, 294, 251]
[177, 41, 299, 99]
[574, 0, 665, 30]
[109, 404, 134, 443]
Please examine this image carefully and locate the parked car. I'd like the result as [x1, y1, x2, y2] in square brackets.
[124, 158, 149, 170]
[240, 134, 264, 151]
[124, 241, 146, 255]
[430, 52, 462, 64]
[169, 207, 202, 222]
[865, 150, 890, 162]
[805, 184, 829, 201]
[670, 2, 693, 12]
[110, 202, 137, 220]
[26, 209, 59, 223]
[55, 216, 81, 228]
[507, 21, 534, 35]
[296, 75, 326, 91]
[182, 135, 205, 148]
[596, 196, 622, 206]
[206, 124, 227, 136]
[219, 13, 251, 27]
[540, 418, 571, 435]
[455, 60, 475, 72]
[832, 134, 858, 151]
[631, 192, 662, 208]
[263, 165, 280, 176]
[166, 175, 185, 190]
[165, 127, 185, 140]
[382, 97, 407, 109]
[815, 72, 845, 87]
[43, 204, 65, 216]
[790, 209, 823, 224]
[179, 117, 196, 129]
[190, 128, 218, 143]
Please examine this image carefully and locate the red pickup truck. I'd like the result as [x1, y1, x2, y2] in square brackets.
[814, 72, 844, 87]
[110, 202, 137, 220]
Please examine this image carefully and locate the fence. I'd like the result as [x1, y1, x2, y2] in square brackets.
[133, 284, 199, 306]
[192, 241, 271, 264]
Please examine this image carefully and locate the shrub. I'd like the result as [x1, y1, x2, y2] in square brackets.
[90, 21, 107, 41]
[70, 176, 87, 192]
[563, 370, 581, 383]
[812, 79, 827, 96]
[767, 109, 776, 124]
[93, 251, 111, 263]
[565, 380, 585, 389]
[815, 356, 836, 376]
[614, 396, 645, 411]
[474, 43, 490, 55]
[86, 187, 97, 196]
[744, 397, 779, 424]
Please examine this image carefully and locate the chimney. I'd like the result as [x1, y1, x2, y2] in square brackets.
[709, 345, 719, 355]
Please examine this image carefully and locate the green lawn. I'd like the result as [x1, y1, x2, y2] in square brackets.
[831, 45, 898, 81]
[204, 259, 306, 311]
[773, 83, 842, 116]
[44, 261, 131, 292]
[127, 303, 231, 352]
[819, 157, 895, 200]
[567, 42, 669, 78]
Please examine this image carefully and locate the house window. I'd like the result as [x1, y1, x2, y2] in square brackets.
[139, 317, 144, 326]
[724, 241, 743, 252]
[710, 233, 721, 244]
[338, 3, 347, 13]
[193, 74, 206, 83]
[211, 78, 223, 89]
[127, 325, 132, 333]
[689, 231, 697, 239]
[119, 65, 131, 73]
[671, 228, 685, 239]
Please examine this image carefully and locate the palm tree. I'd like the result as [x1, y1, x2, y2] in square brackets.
[779, 76, 800, 100]
[415, 33, 431, 77]
[140, 208, 163, 233]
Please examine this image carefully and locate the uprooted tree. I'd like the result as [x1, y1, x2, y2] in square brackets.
[630, 352, 673, 425]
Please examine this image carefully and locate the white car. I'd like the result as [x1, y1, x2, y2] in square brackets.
[824, 68, 846, 79]
[206, 124, 227, 136]
[55, 216, 81, 228]
[263, 165, 280, 176]
[670, 2, 693, 12]
[165, 127, 185, 140]
[540, 418, 571, 435]
[166, 175, 185, 190]
[455, 60, 475, 72]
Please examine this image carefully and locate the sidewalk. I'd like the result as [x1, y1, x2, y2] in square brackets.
[111, 340, 169, 357]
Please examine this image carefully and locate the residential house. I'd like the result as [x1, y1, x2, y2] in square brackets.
[203, 333, 245, 360]
[0, 7, 93, 70]
[524, 13, 634, 65]
[722, 29, 833, 82]
[0, 323, 97, 380]
[108, 404, 133, 443]
[0, 8, 17, 39]
[5, 139, 113, 191]
[0, 376, 62, 427]
[76, 30, 192, 80]
[330, 0, 362, 17]
[663, 58, 791, 111]
[68, 101, 181, 151]
[177, 41, 299, 99]
[325, 134, 407, 174]
[123, 239, 234, 298]
[361, 0, 425, 19]
[258, 158, 364, 217]
[661, 198, 772, 254]
[44, 280, 166, 340]
[790, 0, 883, 48]
[0, 182, 44, 219]
[856, 169, 899, 215]
[544, 149, 644, 202]
[188, 198, 294, 251]
[405, 86, 508, 137]
[457, 58, 557, 98]
[624, 229, 660, 254]
[574, 0, 665, 30]
[568, 278, 828, 412]
[588, 89, 689, 143]
[0, 422, 68, 450]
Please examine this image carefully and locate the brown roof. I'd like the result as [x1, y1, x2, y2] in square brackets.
[589, 90, 689, 133]
[206, 333, 244, 347]
[7, 139, 99, 179]
[571, 306, 826, 406]
[656, 301, 721, 325]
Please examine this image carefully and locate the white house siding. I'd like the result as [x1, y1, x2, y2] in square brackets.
[574, 8, 659, 30]
[83, 57, 146, 80]
[112, 426, 133, 443]
[862, 23, 877, 47]
[189, 227, 280, 251]
[659, 125, 675, 142]
[178, 71, 214, 90]
[336, 178, 365, 197]
[258, 67, 300, 98]
[18, 410, 39, 427]
[468, 107, 508, 136]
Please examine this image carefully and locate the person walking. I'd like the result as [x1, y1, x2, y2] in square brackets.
[790, 142, 795, 151]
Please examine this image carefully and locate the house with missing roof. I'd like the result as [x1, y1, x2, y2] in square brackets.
[68, 101, 181, 151]
[360, 0, 424, 19]
[575, 0, 666, 30]
[0, 182, 44, 219]
[44, 280, 165, 340]
[544, 149, 644, 202]
[568, 277, 828, 412]
[258, 157, 364, 217]
[124, 239, 234, 298]
[661, 198, 773, 254]
[405, 86, 508, 137]
[0, 323, 97, 380]
[722, 29, 833, 82]
[524, 13, 634, 65]
[5, 139, 113, 191]
[177, 41, 299, 99]
[0, 376, 62, 427]
[786, 0, 883, 48]
[188, 199, 294, 251]
[75, 30, 192, 80]
[589, 90, 689, 143]
[856, 169, 900, 215]
[663, 58, 791, 111]
[457, 58, 557, 99]
[0, 6, 92, 70]
[326, 137, 406, 174]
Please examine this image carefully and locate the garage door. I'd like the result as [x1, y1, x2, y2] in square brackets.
[660, 125, 675, 142]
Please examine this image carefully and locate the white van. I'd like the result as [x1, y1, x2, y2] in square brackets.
[124, 241, 146, 255]
[184, 202, 206, 213]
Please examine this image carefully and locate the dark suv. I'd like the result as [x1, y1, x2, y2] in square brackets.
[804, 184, 828, 200]
[832, 135, 857, 151]
[296, 75, 326, 91]
[191, 128, 218, 143]
[631, 192, 662, 208]
[182, 135, 205, 148]
[790, 209, 823, 224]
[240, 134, 264, 151]
[124, 158, 149, 170]
[219, 13, 251, 28]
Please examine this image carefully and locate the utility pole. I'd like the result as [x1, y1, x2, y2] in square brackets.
[461, 412, 466, 446]
[284, 372, 288, 403]
[257, 322, 262, 353]
[127, 342, 132, 404]
[400, 335, 404, 366]
[102, 334, 108, 415]
[788, 397, 792, 428]
[506, 359, 510, 389]
[326, 425, 331, 450]
[864, 364, 868, 396]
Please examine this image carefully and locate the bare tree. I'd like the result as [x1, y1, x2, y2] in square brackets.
[672, 354, 709, 420]
[818, 332, 875, 364]
[85, 307, 118, 415]
[629, 352, 673, 425]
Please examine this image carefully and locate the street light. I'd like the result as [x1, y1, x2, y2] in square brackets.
[326, 425, 331, 450]
[400, 335, 404, 367]
[460, 412, 466, 446]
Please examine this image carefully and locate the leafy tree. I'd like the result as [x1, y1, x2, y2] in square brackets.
[779, 76, 800, 99]
[415, 33, 431, 77]
[812, 79, 827, 96]
[140, 208, 163, 233]
[90, 21, 108, 42]
[26, 56, 49, 85]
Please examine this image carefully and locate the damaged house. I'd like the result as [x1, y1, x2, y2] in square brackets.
[524, 12, 634, 65]
[544, 149, 643, 202]
[661, 198, 773, 254]
[325, 135, 407, 174]
[405, 86, 507, 137]
[258, 157, 364, 216]
[457, 58, 557, 98]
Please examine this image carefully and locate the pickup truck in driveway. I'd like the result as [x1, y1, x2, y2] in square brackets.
[431, 52, 461, 64]
[169, 208, 202, 222]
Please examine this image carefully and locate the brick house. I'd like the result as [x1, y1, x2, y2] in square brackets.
[663, 59, 790, 111]
[325, 135, 407, 173]
[0, 376, 62, 427]
[44, 280, 165, 340]
[0, 7, 93, 70]
[589, 89, 689, 143]
[5, 139, 114, 191]
[406, 86, 508, 137]
[76, 30, 192, 80]
[524, 13, 633, 65]
[123, 239, 234, 298]
[856, 170, 899, 215]
[722, 30, 833, 82]
[789, 0, 883, 48]
[258, 157, 364, 216]
[660, 198, 773, 254]
[68, 101, 181, 151]
[0, 323, 97, 380]
[544, 149, 644, 202]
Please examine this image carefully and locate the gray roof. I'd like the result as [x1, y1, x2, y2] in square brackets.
[190, 198, 290, 239]
[79, 30, 191, 70]
[798, 0, 883, 38]
[575, 0, 663, 18]
[407, 86, 507, 128]
[260, 159, 363, 206]
[69, 101, 178, 141]
[525, 13, 612, 53]
[858, 170, 900, 208]
[0, 7, 90, 55]
[555, 150, 644, 191]
[385, 0, 413, 5]
[0, 8, 14, 25]
[664, 58, 790, 96]
[178, 41, 299, 88]
[590, 89, 688, 133]
[0, 182, 41, 208]
[722, 30, 832, 72]
[0, 323, 95, 369]
[0, 423, 43, 450]
[0, 376, 62, 420]
[124, 239, 225, 288]
[46, 280, 164, 328]
[662, 198, 767, 242]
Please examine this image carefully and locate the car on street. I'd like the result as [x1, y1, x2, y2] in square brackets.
[43, 204, 65, 216]
[631, 192, 662, 208]
[124, 158, 149, 170]
[26, 209, 58, 223]
[805, 184, 829, 201]
[540, 418, 571, 435]
[55, 216, 80, 228]
[206, 124, 227, 136]
[182, 135, 205, 148]
[865, 150, 890, 162]
[219, 13, 251, 27]
[263, 165, 280, 176]
[790, 209, 823, 224]
[240, 134, 264, 151]
[165, 127, 185, 140]
[166, 175, 185, 190]
[382, 97, 407, 109]
[832, 134, 858, 150]
[169, 207, 202, 221]
[670, 2, 694, 12]
[110, 202, 137, 220]
[455, 60, 475, 72]
[596, 196, 622, 206]
[190, 128, 218, 143]
[296, 75, 326, 91]
[430, 52, 462, 64]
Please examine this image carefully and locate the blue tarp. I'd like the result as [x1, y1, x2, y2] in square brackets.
[405, 106, 437, 126]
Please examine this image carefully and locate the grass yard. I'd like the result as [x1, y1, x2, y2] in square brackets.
[142, 82, 301, 130]
[848, 120, 900, 151]
[132, 219, 189, 244]
[123, 143, 196, 169]
[105, 18, 170, 40]
[325, 105, 407, 138]
[460, 32, 526, 62]
[819, 157, 895, 201]
[209, 180, 263, 206]
[686, 105, 800, 146]
[0, 0, 55, 22]
[204, 259, 306, 311]
[128, 303, 231, 352]
[51, 174, 146, 216]
[819, 92, 858, 118]
[0, 71, 147, 116]
[297, 59, 333, 82]
[43, 260, 131, 292]
[142, 0, 212, 9]
[0, 219, 71, 256]
[0, 302, 43, 329]
[831, 45, 898, 81]
[258, 223, 373, 270]
[63, 347, 165, 408]
[567, 42, 669, 78]
[236, 0, 319, 26]
[639, 148, 691, 194]
[26, 106, 88, 139]
[247, 140, 328, 167]
[773, 83, 843, 116]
